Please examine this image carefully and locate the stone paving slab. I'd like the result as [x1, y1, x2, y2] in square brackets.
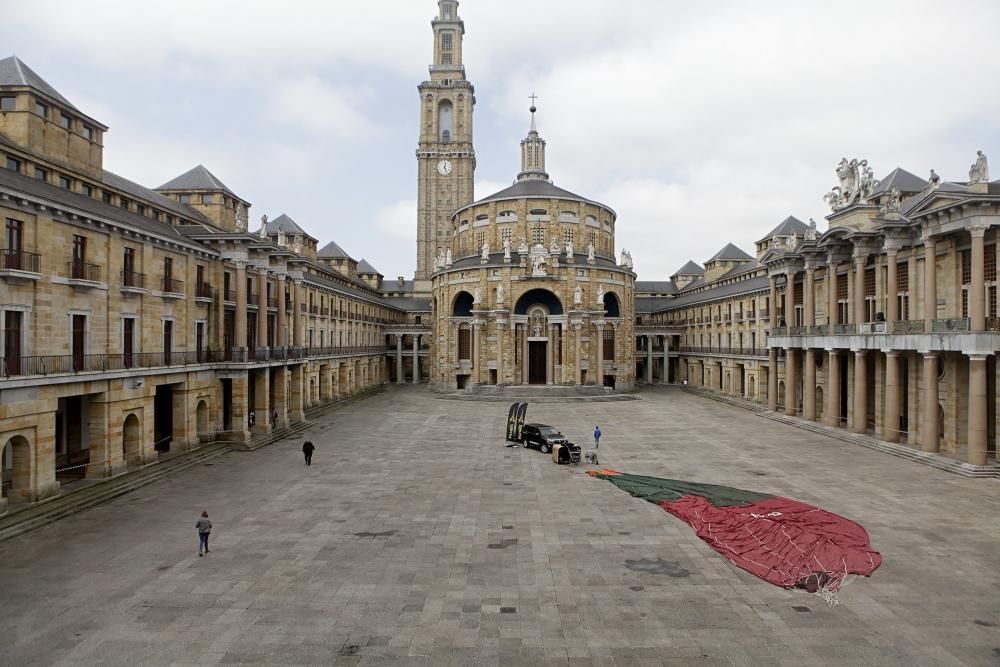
[0, 385, 998, 666]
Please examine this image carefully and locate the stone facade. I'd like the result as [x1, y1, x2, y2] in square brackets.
[636, 164, 1000, 469]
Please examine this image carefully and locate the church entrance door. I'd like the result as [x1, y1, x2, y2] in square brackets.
[528, 341, 547, 385]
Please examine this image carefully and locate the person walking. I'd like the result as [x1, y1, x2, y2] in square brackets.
[302, 440, 315, 466]
[594, 426, 602, 449]
[196, 511, 212, 557]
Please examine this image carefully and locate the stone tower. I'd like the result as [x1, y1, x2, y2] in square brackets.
[415, 0, 476, 288]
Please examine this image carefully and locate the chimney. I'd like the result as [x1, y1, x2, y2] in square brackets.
[397, 276, 405, 288]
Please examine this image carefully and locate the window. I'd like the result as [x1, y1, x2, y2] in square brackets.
[476, 231, 486, 249]
[0, 97, 14, 111]
[59, 113, 72, 129]
[201, 194, 214, 205]
[34, 167, 47, 182]
[961, 249, 971, 285]
[5, 157, 20, 172]
[4, 310, 23, 374]
[71, 314, 86, 371]
[164, 257, 173, 282]
[458, 327, 471, 360]
[72, 235, 86, 263]
[102, 190, 112, 204]
[441, 32, 453, 52]
[563, 228, 574, 245]
[120, 197, 130, 210]
[59, 174, 71, 190]
[81, 183, 92, 197]
[34, 100, 47, 117]
[123, 247, 136, 284]
[82, 125, 93, 141]
[137, 204, 146, 216]
[179, 194, 191, 204]
[501, 227, 513, 244]
[532, 227, 544, 245]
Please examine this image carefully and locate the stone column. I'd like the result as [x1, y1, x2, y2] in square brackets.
[273, 367, 288, 427]
[663, 336, 671, 384]
[804, 267, 816, 328]
[253, 370, 271, 435]
[257, 270, 268, 352]
[768, 274, 778, 324]
[886, 244, 899, 325]
[968, 354, 988, 465]
[827, 262, 838, 326]
[923, 236, 936, 329]
[234, 261, 248, 351]
[646, 335, 653, 384]
[825, 349, 840, 427]
[921, 353, 939, 452]
[970, 225, 988, 331]
[803, 348, 816, 421]
[884, 351, 900, 443]
[595, 323, 605, 387]
[521, 324, 529, 384]
[472, 322, 481, 385]
[574, 322, 582, 385]
[276, 276, 287, 348]
[412, 334, 420, 384]
[768, 348, 778, 411]
[784, 272, 795, 327]
[784, 348, 797, 415]
[853, 251, 866, 325]
[395, 333, 404, 384]
[546, 323, 555, 384]
[289, 366, 304, 422]
[496, 322, 504, 386]
[292, 279, 303, 347]
[852, 350, 867, 434]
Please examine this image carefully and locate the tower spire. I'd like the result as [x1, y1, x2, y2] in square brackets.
[518, 97, 549, 183]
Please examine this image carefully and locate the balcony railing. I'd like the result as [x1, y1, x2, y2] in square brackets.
[679, 346, 767, 357]
[891, 320, 925, 334]
[0, 350, 219, 377]
[310, 306, 319, 315]
[859, 322, 887, 334]
[162, 277, 184, 294]
[196, 282, 214, 299]
[759, 309, 770, 319]
[987, 318, 1000, 332]
[121, 270, 146, 289]
[267, 297, 278, 309]
[67, 260, 101, 282]
[0, 249, 41, 273]
[285, 300, 293, 312]
[833, 324, 856, 335]
[321, 307, 330, 316]
[933, 318, 969, 333]
[789, 326, 809, 336]
[811, 325, 830, 335]
[224, 288, 236, 303]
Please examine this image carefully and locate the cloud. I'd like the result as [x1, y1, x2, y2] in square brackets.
[3, 0, 999, 281]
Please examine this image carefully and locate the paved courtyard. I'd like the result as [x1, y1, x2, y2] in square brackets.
[0, 386, 998, 666]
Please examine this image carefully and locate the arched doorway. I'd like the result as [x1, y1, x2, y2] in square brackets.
[602, 292, 621, 318]
[123, 414, 142, 467]
[2, 435, 32, 503]
[452, 291, 475, 317]
[515, 290, 564, 386]
[748, 377, 757, 400]
[196, 401, 210, 443]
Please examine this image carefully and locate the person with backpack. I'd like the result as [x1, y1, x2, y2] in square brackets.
[302, 440, 315, 466]
[594, 426, 602, 449]
[195, 511, 212, 557]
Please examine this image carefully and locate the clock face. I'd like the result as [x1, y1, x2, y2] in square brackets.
[437, 160, 453, 176]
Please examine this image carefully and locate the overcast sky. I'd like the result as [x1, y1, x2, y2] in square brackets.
[3, 0, 999, 280]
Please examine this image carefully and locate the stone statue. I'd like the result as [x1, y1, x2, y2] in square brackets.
[587, 242, 595, 261]
[970, 150, 989, 184]
[806, 219, 817, 241]
[473, 287, 481, 304]
[437, 248, 446, 269]
[445, 248, 453, 266]
[531, 253, 547, 277]
[565, 240, 574, 257]
[928, 169, 941, 190]
[496, 284, 504, 304]
[481, 241, 489, 261]
[836, 158, 858, 202]
[824, 186, 845, 212]
[596, 284, 605, 304]
[502, 238, 512, 260]
[619, 249, 633, 270]
[574, 285, 583, 305]
[881, 187, 903, 215]
[259, 214, 269, 237]
[517, 239, 530, 254]
[549, 238, 560, 255]
[858, 160, 878, 204]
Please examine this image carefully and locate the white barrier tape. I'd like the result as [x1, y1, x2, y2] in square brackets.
[55, 456, 112, 474]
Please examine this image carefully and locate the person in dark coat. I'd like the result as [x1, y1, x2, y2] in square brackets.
[302, 440, 315, 466]
[195, 511, 212, 556]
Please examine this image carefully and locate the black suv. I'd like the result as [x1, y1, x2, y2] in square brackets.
[520, 423, 567, 453]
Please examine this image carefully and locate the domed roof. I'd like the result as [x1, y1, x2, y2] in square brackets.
[457, 179, 615, 217]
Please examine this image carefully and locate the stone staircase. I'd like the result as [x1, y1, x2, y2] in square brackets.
[0, 385, 386, 543]
[682, 385, 1000, 479]
[437, 384, 636, 402]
